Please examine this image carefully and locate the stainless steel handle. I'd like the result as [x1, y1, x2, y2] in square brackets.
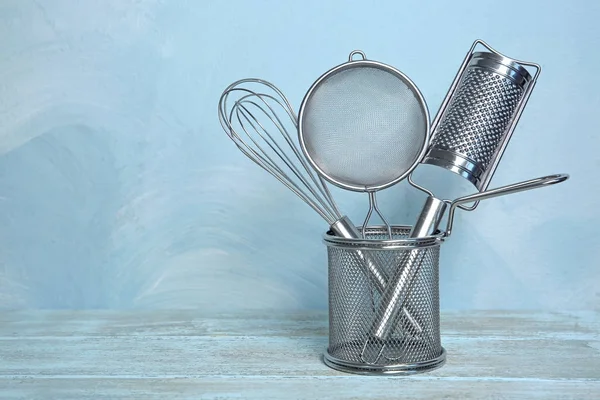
[330, 216, 388, 292]
[443, 173, 569, 237]
[330, 216, 423, 333]
[409, 196, 447, 238]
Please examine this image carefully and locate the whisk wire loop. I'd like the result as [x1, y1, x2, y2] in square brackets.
[218, 79, 342, 225]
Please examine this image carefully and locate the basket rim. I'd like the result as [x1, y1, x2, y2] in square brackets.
[322, 225, 444, 250]
[323, 346, 446, 375]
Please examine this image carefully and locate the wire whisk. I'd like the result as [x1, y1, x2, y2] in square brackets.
[218, 78, 345, 228]
[218, 78, 422, 332]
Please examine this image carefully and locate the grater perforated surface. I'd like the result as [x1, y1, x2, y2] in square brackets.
[431, 67, 524, 170]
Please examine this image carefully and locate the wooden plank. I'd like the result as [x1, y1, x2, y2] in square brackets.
[0, 335, 598, 379]
[0, 310, 598, 398]
[1, 377, 600, 400]
[0, 310, 597, 338]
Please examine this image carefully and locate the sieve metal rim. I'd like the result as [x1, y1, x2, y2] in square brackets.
[298, 53, 431, 192]
[322, 225, 444, 250]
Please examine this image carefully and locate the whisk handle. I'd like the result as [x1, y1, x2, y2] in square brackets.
[330, 216, 423, 335]
[330, 216, 388, 293]
[409, 196, 447, 238]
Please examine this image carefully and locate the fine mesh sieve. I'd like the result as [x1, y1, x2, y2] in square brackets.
[299, 50, 430, 236]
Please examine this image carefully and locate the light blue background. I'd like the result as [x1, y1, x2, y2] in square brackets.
[0, 0, 597, 311]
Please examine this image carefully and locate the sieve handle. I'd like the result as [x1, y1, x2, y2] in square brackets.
[443, 173, 569, 238]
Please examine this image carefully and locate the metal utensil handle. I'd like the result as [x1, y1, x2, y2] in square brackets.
[409, 196, 447, 238]
[330, 216, 423, 333]
[443, 173, 569, 237]
[330, 216, 388, 292]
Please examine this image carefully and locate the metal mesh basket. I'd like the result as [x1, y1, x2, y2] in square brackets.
[322, 225, 445, 375]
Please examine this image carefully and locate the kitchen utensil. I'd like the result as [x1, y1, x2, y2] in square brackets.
[218, 78, 421, 328]
[442, 173, 569, 238]
[362, 40, 545, 363]
[362, 172, 569, 364]
[298, 50, 430, 238]
[410, 39, 542, 237]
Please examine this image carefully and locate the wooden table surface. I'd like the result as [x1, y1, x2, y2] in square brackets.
[0, 310, 598, 399]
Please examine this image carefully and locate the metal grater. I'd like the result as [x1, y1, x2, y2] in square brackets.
[421, 41, 541, 201]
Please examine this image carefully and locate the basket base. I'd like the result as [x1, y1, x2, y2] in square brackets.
[323, 347, 446, 375]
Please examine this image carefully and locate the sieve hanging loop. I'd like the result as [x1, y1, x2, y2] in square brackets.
[348, 50, 367, 61]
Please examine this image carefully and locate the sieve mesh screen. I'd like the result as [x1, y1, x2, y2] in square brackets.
[301, 66, 428, 190]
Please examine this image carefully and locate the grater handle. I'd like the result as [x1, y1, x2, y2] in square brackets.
[443, 173, 569, 238]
